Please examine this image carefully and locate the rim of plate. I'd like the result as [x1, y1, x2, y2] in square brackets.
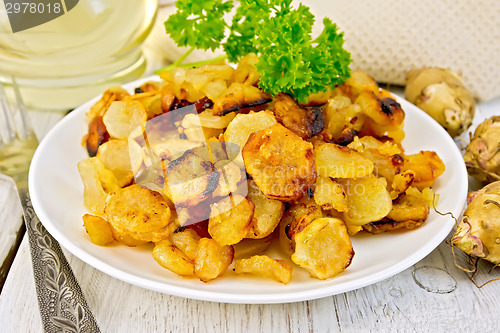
[28, 76, 468, 304]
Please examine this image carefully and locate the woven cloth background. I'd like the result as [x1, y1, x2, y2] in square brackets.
[309, 0, 500, 101]
[149, 0, 500, 101]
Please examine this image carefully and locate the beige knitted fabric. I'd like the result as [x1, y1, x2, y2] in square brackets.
[151, 0, 500, 101]
[309, 0, 500, 101]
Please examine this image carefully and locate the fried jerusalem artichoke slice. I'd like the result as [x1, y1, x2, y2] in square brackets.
[212, 82, 272, 116]
[223, 111, 277, 162]
[242, 123, 316, 202]
[86, 115, 109, 157]
[153, 239, 195, 277]
[104, 184, 174, 242]
[77, 157, 120, 215]
[82, 214, 115, 246]
[234, 255, 293, 284]
[315, 142, 374, 179]
[402, 151, 445, 190]
[272, 93, 325, 139]
[86, 86, 130, 119]
[246, 180, 285, 239]
[153, 230, 234, 282]
[355, 91, 405, 128]
[282, 196, 323, 240]
[164, 150, 220, 208]
[208, 195, 255, 246]
[313, 176, 348, 212]
[291, 217, 354, 280]
[340, 175, 393, 226]
[362, 193, 430, 233]
[194, 238, 234, 282]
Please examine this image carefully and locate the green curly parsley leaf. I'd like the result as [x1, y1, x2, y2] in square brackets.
[255, 3, 351, 103]
[163, 0, 352, 103]
[223, 0, 296, 63]
[164, 0, 233, 51]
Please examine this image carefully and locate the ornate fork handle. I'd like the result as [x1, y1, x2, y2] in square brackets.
[19, 189, 100, 333]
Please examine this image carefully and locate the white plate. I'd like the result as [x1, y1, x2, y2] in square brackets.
[29, 77, 468, 304]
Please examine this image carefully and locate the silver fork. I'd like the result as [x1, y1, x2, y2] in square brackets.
[0, 80, 100, 333]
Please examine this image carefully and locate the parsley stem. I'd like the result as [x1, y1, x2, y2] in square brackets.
[154, 54, 228, 74]
[172, 46, 195, 67]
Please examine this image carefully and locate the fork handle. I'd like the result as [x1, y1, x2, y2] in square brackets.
[19, 189, 101, 333]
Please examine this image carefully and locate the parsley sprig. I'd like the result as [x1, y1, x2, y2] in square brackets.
[160, 0, 352, 103]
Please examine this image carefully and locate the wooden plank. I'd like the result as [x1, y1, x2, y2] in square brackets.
[3, 236, 500, 332]
[0, 175, 23, 291]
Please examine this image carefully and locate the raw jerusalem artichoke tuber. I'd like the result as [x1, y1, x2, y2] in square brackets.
[405, 68, 475, 137]
[451, 181, 500, 265]
[463, 116, 500, 184]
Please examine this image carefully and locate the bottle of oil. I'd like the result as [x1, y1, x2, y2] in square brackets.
[0, 0, 158, 111]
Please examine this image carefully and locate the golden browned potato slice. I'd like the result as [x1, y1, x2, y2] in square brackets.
[182, 109, 236, 130]
[153, 239, 195, 277]
[208, 195, 254, 246]
[102, 100, 148, 139]
[194, 238, 234, 282]
[212, 82, 272, 116]
[303, 87, 334, 106]
[223, 111, 277, 162]
[207, 137, 228, 163]
[291, 217, 354, 280]
[212, 160, 244, 198]
[282, 196, 323, 240]
[406, 186, 439, 208]
[272, 93, 325, 139]
[278, 218, 295, 256]
[150, 138, 203, 162]
[402, 151, 445, 190]
[104, 184, 173, 242]
[389, 170, 416, 200]
[203, 80, 228, 101]
[315, 142, 374, 179]
[97, 139, 137, 188]
[231, 53, 261, 86]
[363, 219, 425, 234]
[86, 115, 109, 157]
[364, 189, 430, 234]
[87, 86, 130, 119]
[82, 214, 114, 246]
[183, 126, 206, 143]
[77, 157, 120, 215]
[246, 180, 284, 239]
[187, 64, 234, 92]
[341, 176, 392, 225]
[109, 224, 148, 247]
[160, 84, 176, 111]
[169, 228, 202, 261]
[165, 150, 220, 207]
[355, 91, 405, 128]
[134, 93, 163, 119]
[347, 136, 404, 183]
[385, 193, 430, 223]
[340, 70, 379, 100]
[234, 255, 293, 284]
[324, 95, 364, 144]
[233, 235, 274, 260]
[134, 81, 160, 93]
[161, 64, 234, 103]
[243, 123, 316, 202]
[313, 176, 348, 212]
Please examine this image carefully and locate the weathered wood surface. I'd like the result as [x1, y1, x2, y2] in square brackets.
[2, 235, 500, 332]
[0, 110, 66, 290]
[1, 83, 499, 333]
